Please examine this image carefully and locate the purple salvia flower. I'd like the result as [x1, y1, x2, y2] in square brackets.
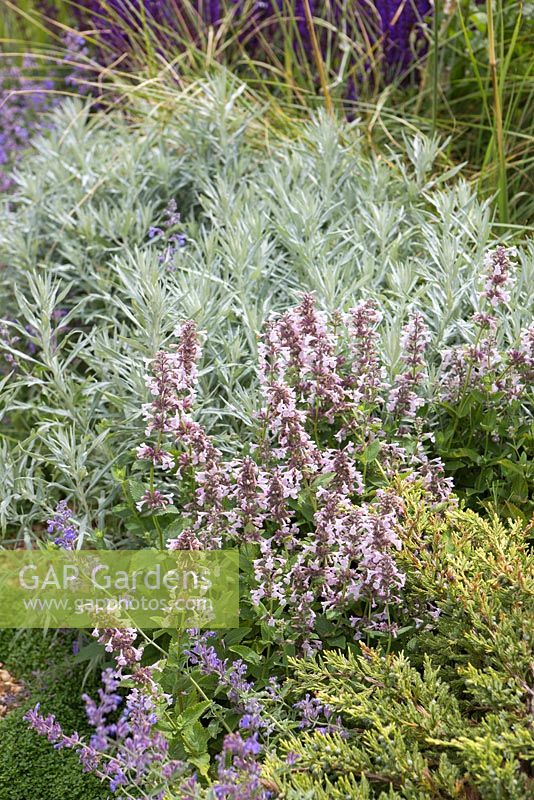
[374, 0, 432, 80]
[75, 1, 433, 92]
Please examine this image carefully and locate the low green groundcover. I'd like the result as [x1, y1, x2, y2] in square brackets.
[0, 630, 108, 800]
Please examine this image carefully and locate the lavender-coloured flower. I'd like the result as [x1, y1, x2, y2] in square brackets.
[293, 693, 326, 728]
[213, 731, 267, 799]
[61, 31, 93, 94]
[147, 199, 187, 269]
[185, 630, 269, 732]
[82, 668, 122, 750]
[25, 703, 65, 743]
[47, 500, 78, 549]
[28, 615, 187, 798]
[0, 321, 21, 372]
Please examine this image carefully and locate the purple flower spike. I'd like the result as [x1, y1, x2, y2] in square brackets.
[47, 500, 78, 550]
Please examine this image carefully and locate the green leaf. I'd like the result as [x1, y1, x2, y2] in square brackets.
[224, 627, 252, 646]
[360, 440, 381, 464]
[229, 645, 262, 665]
[448, 448, 481, 463]
[112, 466, 126, 482]
[498, 459, 524, 476]
[179, 701, 212, 725]
[310, 472, 335, 490]
[72, 641, 102, 663]
[327, 635, 346, 648]
[189, 753, 210, 777]
[125, 479, 146, 503]
[443, 460, 465, 471]
[182, 720, 211, 756]
[166, 517, 193, 535]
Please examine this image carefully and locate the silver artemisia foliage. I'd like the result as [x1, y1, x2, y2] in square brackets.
[0, 77, 532, 541]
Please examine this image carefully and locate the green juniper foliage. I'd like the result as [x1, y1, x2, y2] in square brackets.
[262, 493, 534, 799]
[0, 84, 532, 542]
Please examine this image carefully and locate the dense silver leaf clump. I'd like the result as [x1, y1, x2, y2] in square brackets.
[0, 82, 532, 540]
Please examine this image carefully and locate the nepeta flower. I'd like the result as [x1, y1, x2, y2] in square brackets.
[61, 31, 93, 94]
[294, 694, 327, 728]
[0, 321, 21, 371]
[47, 500, 78, 549]
[29, 623, 184, 798]
[213, 731, 267, 800]
[147, 199, 186, 269]
[82, 668, 122, 751]
[186, 630, 270, 734]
